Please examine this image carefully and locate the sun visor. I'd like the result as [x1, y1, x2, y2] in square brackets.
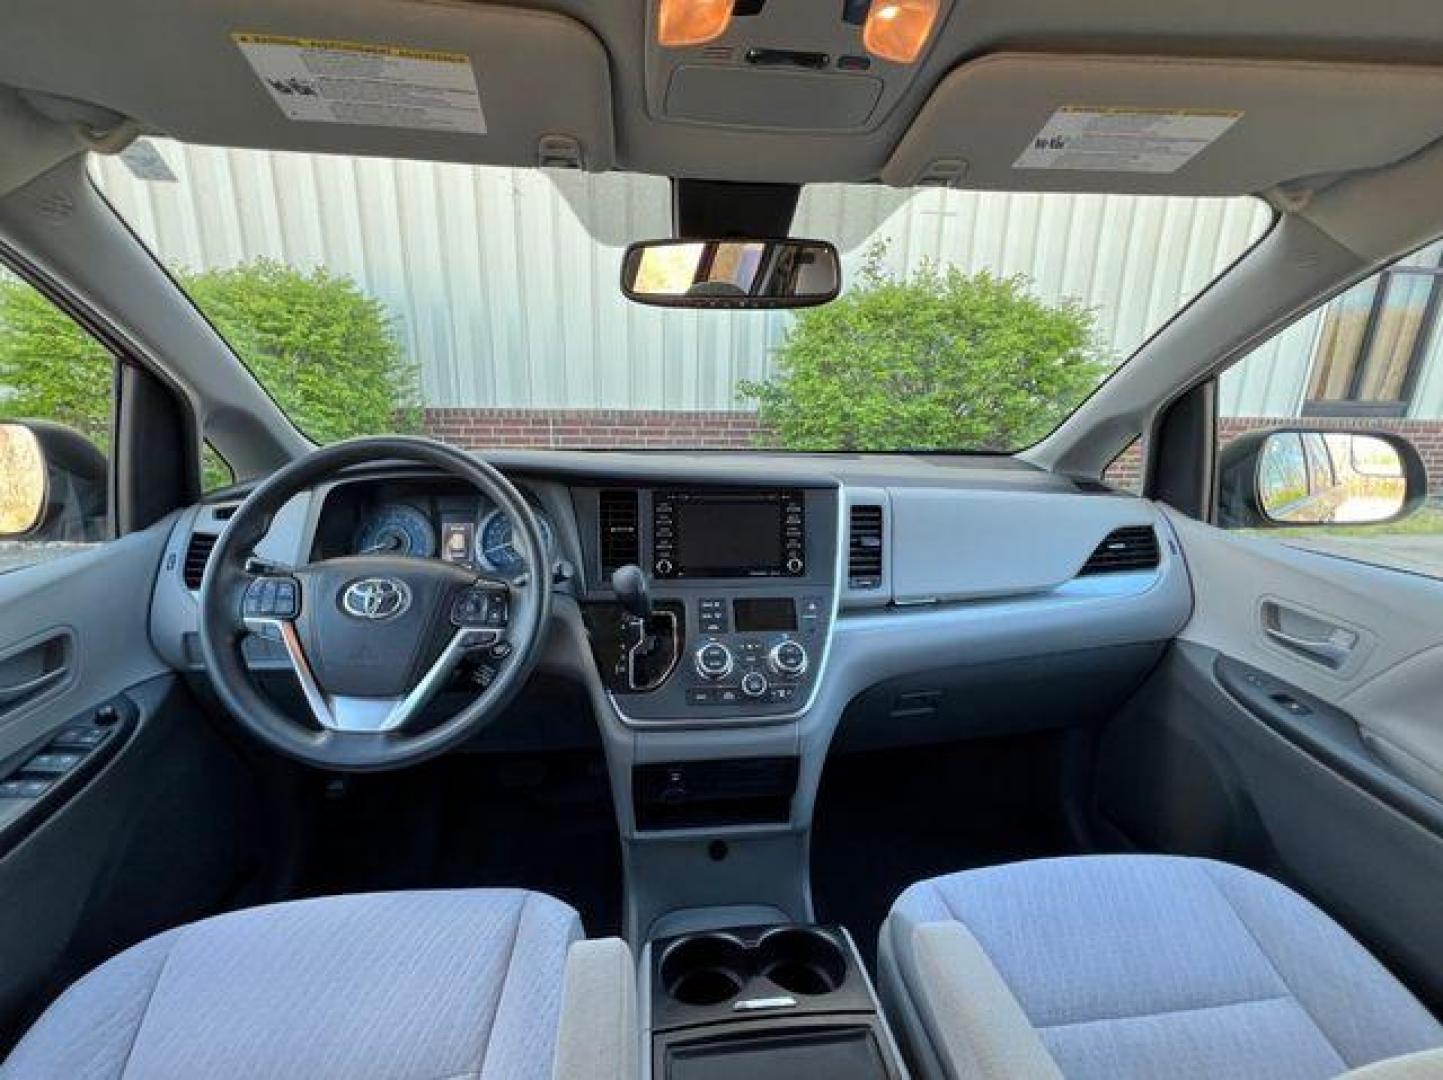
[884, 54, 1443, 195]
[0, 1, 615, 171]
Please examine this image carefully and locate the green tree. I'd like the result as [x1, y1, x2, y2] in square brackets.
[0, 261, 420, 481]
[185, 261, 420, 444]
[740, 245, 1108, 451]
[0, 275, 114, 447]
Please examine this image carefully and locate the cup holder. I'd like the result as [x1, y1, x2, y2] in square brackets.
[756, 927, 848, 996]
[659, 933, 750, 1006]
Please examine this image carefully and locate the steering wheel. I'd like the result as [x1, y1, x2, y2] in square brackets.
[197, 437, 552, 771]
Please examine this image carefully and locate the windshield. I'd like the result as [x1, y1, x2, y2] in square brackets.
[90, 141, 1269, 454]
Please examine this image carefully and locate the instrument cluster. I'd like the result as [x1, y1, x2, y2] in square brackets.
[344, 490, 553, 576]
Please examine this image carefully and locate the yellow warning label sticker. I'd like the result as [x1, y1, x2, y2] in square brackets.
[232, 32, 486, 134]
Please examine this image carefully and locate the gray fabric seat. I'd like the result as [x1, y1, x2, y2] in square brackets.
[880, 855, 1443, 1080]
[2, 888, 584, 1080]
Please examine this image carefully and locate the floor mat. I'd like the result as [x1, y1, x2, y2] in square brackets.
[292, 750, 623, 937]
[811, 732, 1076, 969]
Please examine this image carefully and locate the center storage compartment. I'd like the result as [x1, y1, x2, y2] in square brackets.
[649, 925, 906, 1079]
[634, 757, 799, 830]
[666, 1024, 892, 1080]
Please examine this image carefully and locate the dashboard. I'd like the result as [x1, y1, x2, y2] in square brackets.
[153, 451, 1190, 745]
[148, 448, 1193, 859]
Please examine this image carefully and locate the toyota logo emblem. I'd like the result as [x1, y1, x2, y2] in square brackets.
[341, 578, 411, 621]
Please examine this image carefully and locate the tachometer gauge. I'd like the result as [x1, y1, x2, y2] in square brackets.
[476, 507, 552, 574]
[355, 503, 436, 558]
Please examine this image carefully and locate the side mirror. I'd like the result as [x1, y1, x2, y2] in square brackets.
[0, 421, 108, 542]
[620, 238, 840, 309]
[1217, 428, 1426, 530]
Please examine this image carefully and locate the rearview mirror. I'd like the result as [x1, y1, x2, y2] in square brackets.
[621, 238, 840, 309]
[1217, 428, 1426, 530]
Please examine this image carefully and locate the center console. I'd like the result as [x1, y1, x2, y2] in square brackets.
[577, 485, 839, 725]
[645, 924, 907, 1079]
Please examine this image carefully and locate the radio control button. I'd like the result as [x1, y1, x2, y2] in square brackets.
[785, 557, 804, 574]
[655, 559, 674, 576]
[694, 642, 734, 680]
[740, 671, 769, 698]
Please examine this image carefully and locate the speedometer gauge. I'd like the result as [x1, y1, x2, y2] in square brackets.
[355, 503, 436, 558]
[476, 508, 552, 574]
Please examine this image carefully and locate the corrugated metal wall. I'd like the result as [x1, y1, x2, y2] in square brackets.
[91, 141, 1276, 412]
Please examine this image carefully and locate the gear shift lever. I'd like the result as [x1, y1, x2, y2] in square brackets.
[611, 564, 653, 622]
[610, 565, 675, 692]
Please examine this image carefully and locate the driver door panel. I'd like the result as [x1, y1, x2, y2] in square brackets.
[0, 523, 170, 763]
[0, 521, 275, 1052]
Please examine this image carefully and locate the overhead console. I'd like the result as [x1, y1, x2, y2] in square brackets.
[574, 485, 839, 725]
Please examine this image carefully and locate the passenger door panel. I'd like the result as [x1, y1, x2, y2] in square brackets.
[1167, 510, 1443, 789]
[1094, 511, 1443, 1009]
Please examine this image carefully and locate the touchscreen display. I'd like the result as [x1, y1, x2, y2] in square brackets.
[675, 498, 783, 574]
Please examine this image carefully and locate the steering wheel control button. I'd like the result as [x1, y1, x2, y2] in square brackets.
[243, 576, 301, 619]
[694, 641, 734, 680]
[457, 628, 500, 650]
[451, 586, 510, 629]
[768, 639, 809, 677]
[741, 671, 769, 698]
[451, 589, 486, 626]
[248, 578, 297, 618]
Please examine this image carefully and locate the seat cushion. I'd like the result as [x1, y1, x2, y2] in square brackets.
[883, 855, 1443, 1080]
[2, 888, 583, 1080]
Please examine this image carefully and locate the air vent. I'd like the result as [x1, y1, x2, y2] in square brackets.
[599, 490, 640, 575]
[848, 504, 884, 589]
[1078, 526, 1160, 575]
[182, 532, 218, 590]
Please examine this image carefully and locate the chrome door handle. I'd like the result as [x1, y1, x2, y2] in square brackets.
[0, 667, 67, 706]
[1262, 625, 1355, 669]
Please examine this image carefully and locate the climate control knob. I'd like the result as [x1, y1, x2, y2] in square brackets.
[768, 639, 809, 677]
[740, 671, 769, 698]
[694, 641, 734, 680]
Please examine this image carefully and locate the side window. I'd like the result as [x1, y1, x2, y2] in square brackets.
[0, 270, 114, 573]
[1218, 240, 1442, 579]
[1103, 437, 1143, 494]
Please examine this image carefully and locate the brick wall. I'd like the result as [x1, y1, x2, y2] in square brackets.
[1103, 416, 1443, 494]
[424, 408, 769, 450]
